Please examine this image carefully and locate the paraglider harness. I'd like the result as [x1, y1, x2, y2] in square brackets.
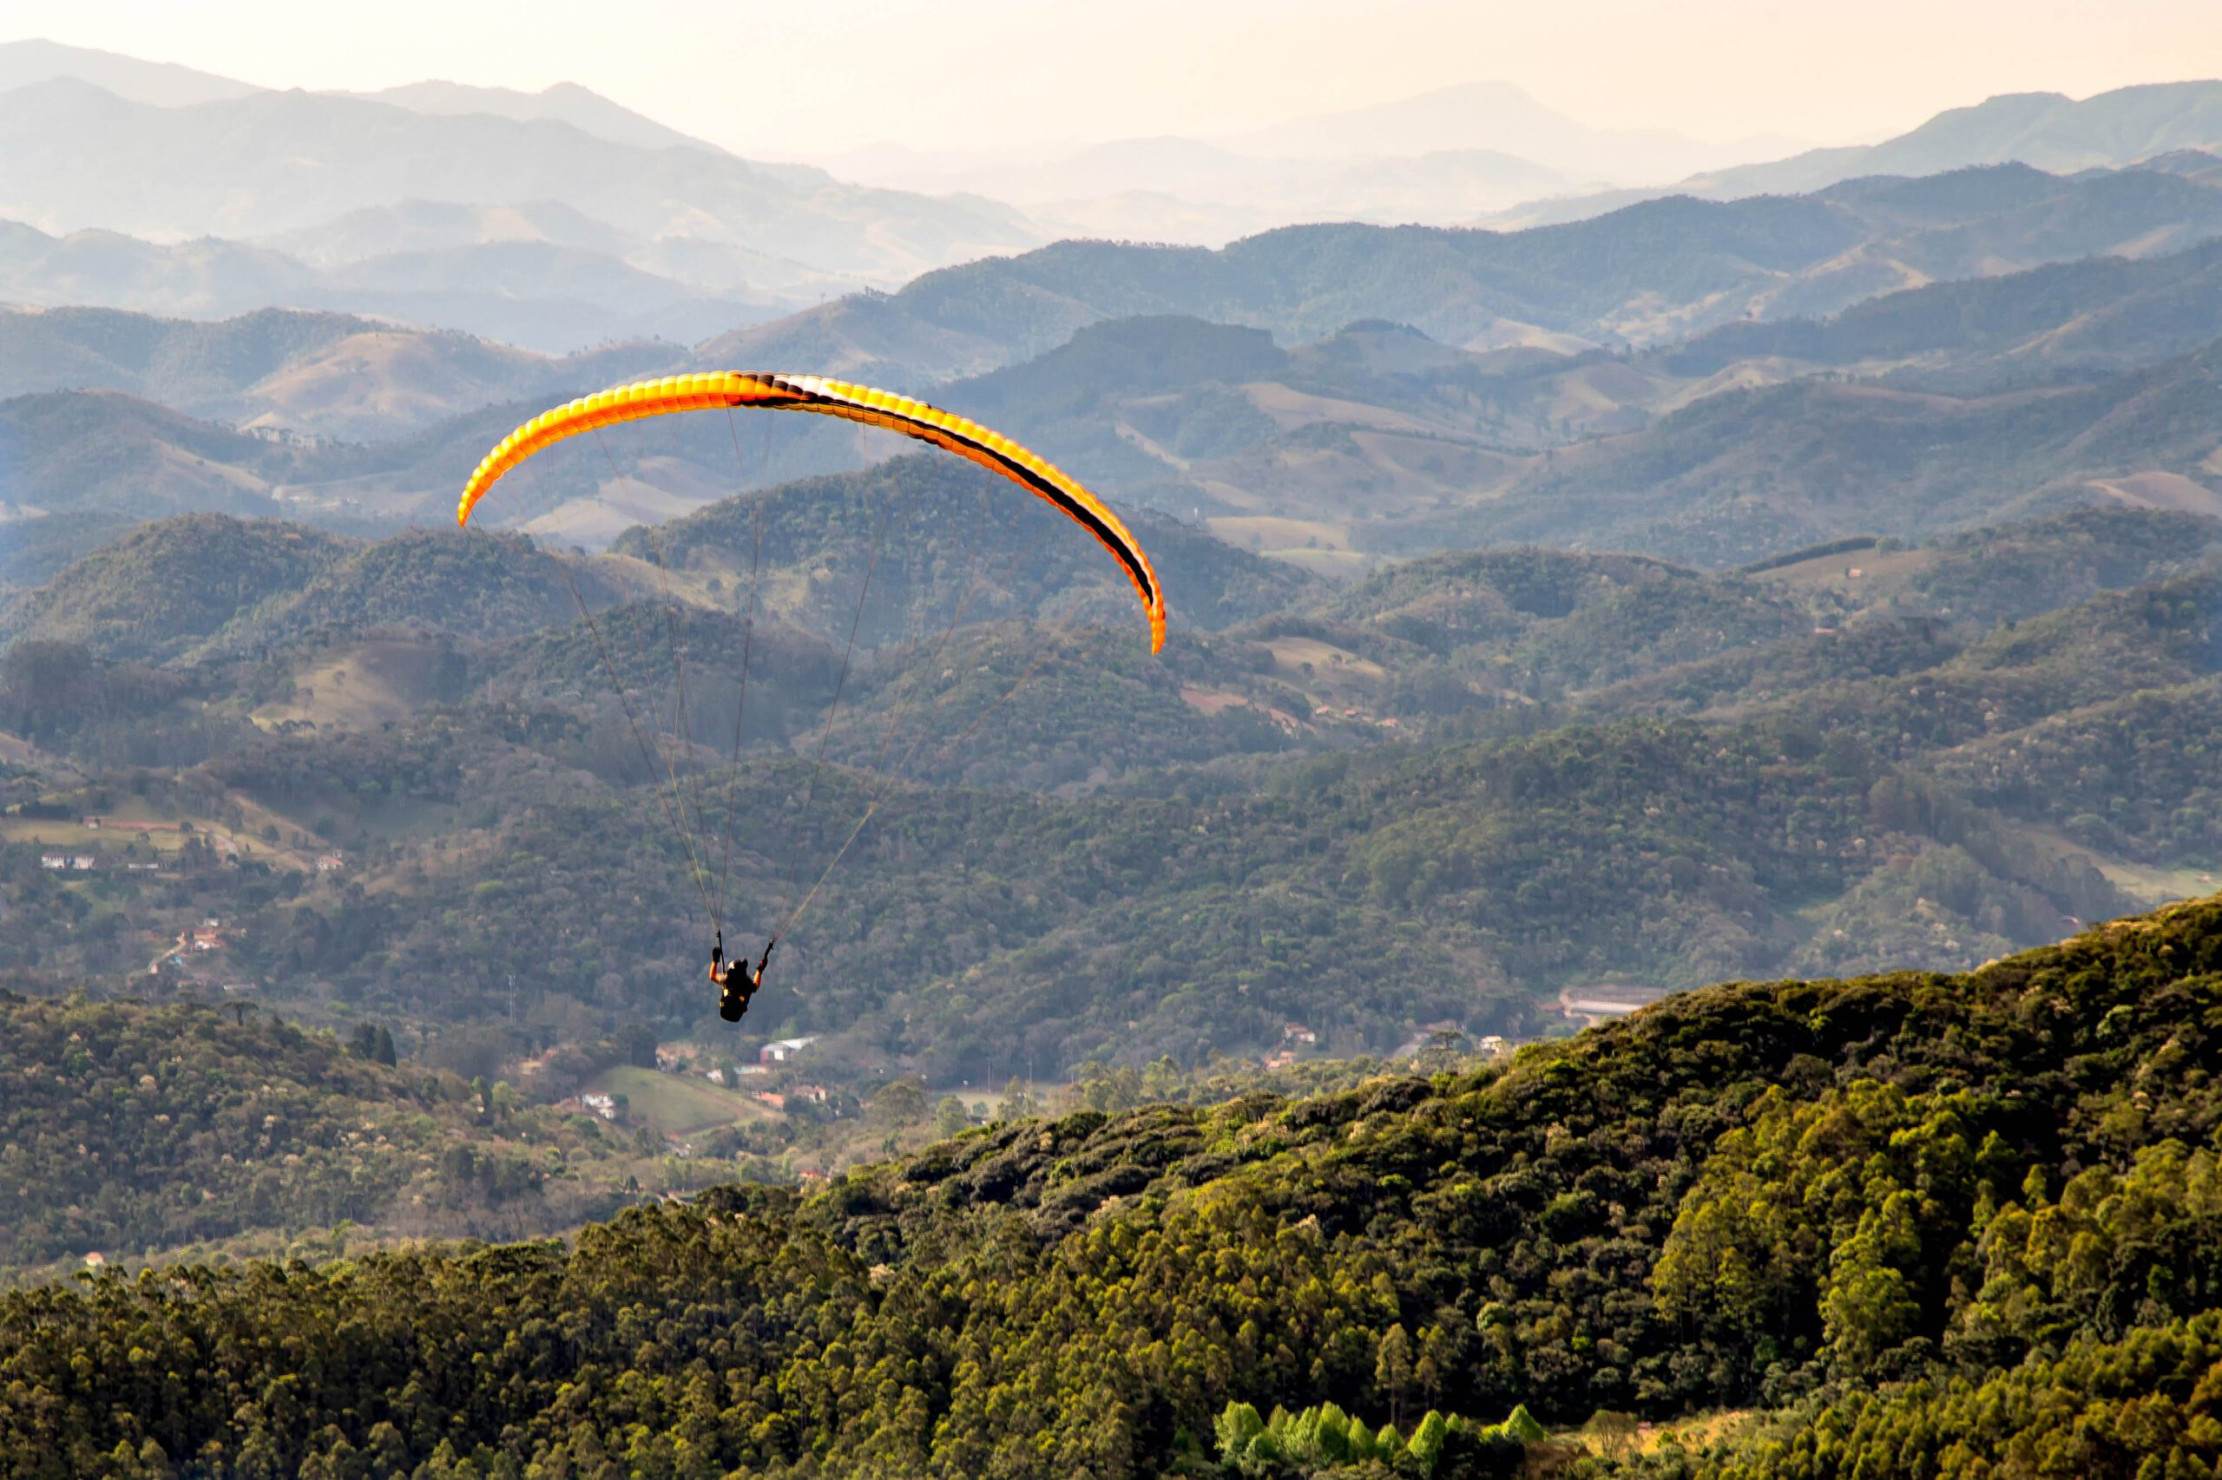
[711, 931, 773, 1023]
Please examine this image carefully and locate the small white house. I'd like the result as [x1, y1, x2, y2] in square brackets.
[759, 1036, 819, 1065]
[580, 1092, 618, 1121]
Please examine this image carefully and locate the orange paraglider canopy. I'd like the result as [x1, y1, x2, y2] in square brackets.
[458, 371, 1166, 652]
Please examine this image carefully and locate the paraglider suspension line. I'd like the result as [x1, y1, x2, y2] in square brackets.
[775, 629, 1067, 954]
[557, 557, 719, 925]
[712, 423, 769, 928]
[800, 497, 893, 805]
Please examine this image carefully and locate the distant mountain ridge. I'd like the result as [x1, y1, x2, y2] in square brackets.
[10, 210, 2222, 561]
[820, 79, 1804, 246]
[1221, 79, 1797, 180]
[711, 158, 2222, 388]
[344, 79, 721, 154]
[0, 75, 1038, 287]
[1490, 79, 2222, 227]
[0, 48, 1038, 349]
[0, 304, 682, 438]
[0, 40, 727, 158]
[0, 37, 256, 107]
[0, 214, 804, 353]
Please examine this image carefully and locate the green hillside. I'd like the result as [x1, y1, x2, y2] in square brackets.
[0, 390, 349, 519]
[1444, 346, 2222, 566]
[220, 527, 636, 656]
[0, 509, 131, 590]
[4, 896, 2217, 1475]
[1663, 235, 2222, 382]
[0, 514, 659, 666]
[616, 452, 1324, 644]
[0, 513, 350, 662]
[0, 993, 667, 1276]
[4, 504, 2214, 1087]
[228, 710, 2132, 1078]
[1326, 548, 1809, 692]
[0, 305, 379, 406]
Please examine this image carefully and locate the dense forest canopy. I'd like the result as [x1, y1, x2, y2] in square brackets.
[3, 896, 2217, 1476]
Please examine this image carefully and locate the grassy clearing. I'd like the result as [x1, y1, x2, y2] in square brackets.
[952, 1081, 1064, 1116]
[1552, 1406, 1764, 1463]
[251, 641, 439, 733]
[0, 819, 113, 849]
[2084, 853, 2217, 907]
[1266, 548, 1378, 579]
[2088, 471, 2222, 518]
[1207, 515, 1352, 552]
[592, 549, 732, 611]
[2007, 822, 2216, 908]
[1265, 637, 1386, 683]
[586, 1065, 782, 1139]
[1752, 544, 1936, 594]
[2, 805, 313, 872]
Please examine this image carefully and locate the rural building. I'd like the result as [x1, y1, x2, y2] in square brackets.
[178, 924, 231, 952]
[759, 1036, 818, 1064]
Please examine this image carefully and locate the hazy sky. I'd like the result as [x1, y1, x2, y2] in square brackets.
[10, 0, 2222, 158]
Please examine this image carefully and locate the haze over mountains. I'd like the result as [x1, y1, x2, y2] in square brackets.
[0, 40, 1036, 349]
[8, 38, 2222, 346]
[1490, 78, 2222, 226]
[815, 81, 1806, 245]
[0, 36, 257, 106]
[0, 79, 1031, 278]
[11, 148, 2222, 557]
[9, 28, 2222, 1473]
[771, 76, 2222, 245]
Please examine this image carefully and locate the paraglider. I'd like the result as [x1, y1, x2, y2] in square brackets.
[457, 371, 1166, 652]
[458, 371, 1168, 1025]
[710, 931, 771, 1023]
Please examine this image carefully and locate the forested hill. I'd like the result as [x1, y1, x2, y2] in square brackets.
[0, 993, 669, 1277]
[5, 896, 2219, 1476]
[4, 501, 2216, 1081]
[613, 452, 1322, 643]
